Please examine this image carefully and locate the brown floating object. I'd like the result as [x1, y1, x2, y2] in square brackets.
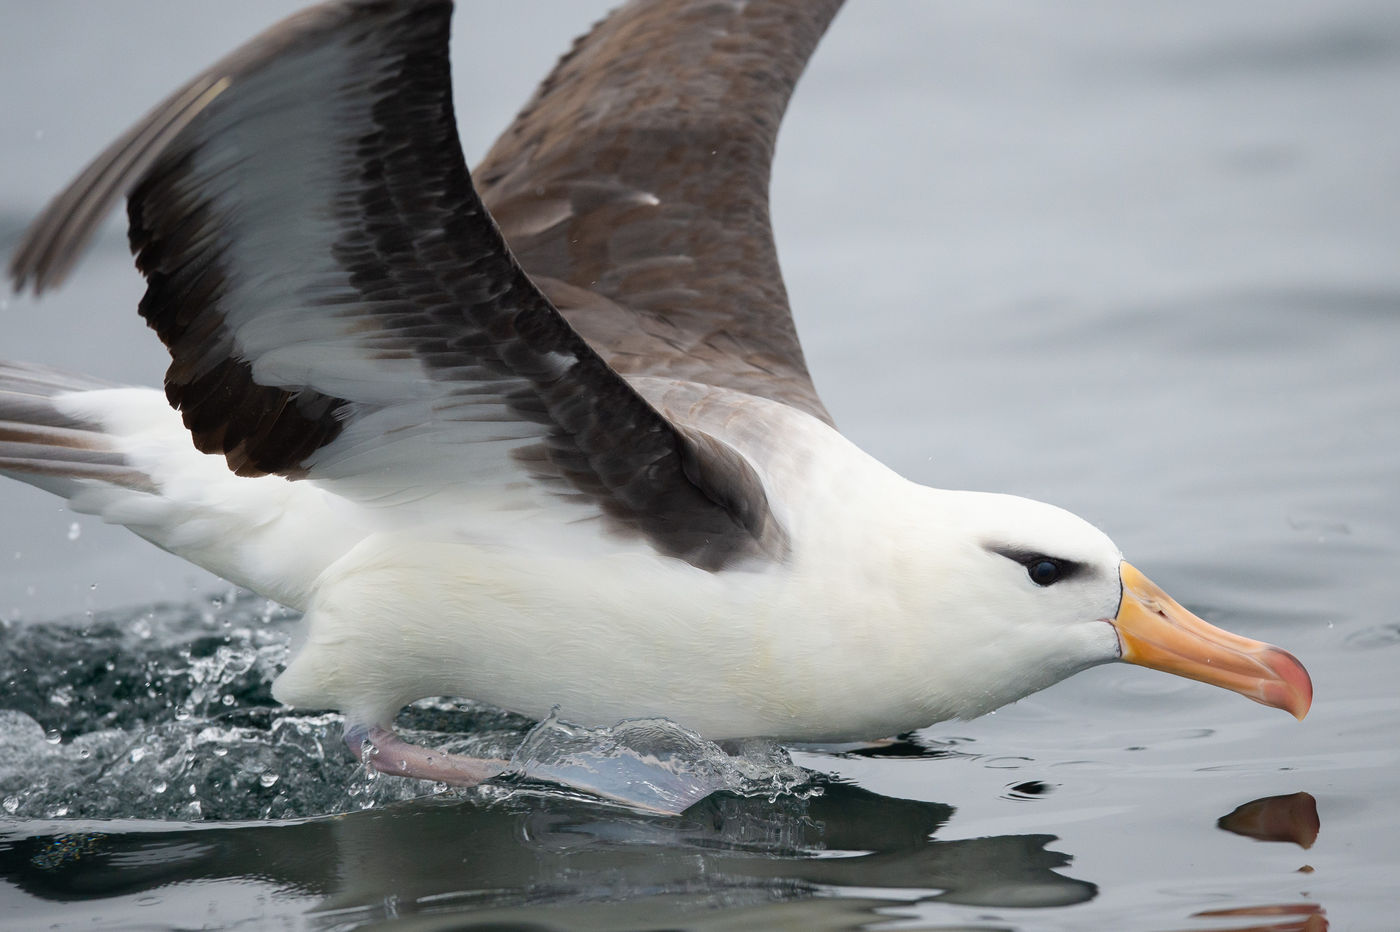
[1217, 792, 1320, 849]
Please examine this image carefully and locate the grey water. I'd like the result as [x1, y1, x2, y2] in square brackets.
[2, 1, 1398, 928]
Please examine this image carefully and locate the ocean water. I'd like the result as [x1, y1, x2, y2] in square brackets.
[2, 1, 1398, 929]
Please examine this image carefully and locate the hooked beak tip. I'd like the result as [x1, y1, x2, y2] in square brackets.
[1259, 646, 1313, 721]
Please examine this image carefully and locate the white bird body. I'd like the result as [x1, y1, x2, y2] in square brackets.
[279, 470, 1122, 740]
[47, 375, 1121, 739]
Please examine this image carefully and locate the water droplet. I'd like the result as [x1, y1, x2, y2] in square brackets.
[221, 694, 235, 706]
[259, 772, 280, 789]
[129, 747, 146, 764]
[66, 522, 81, 541]
[44, 729, 62, 745]
[152, 781, 168, 795]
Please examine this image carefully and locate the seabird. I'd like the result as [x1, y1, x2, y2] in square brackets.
[2, 0, 1310, 790]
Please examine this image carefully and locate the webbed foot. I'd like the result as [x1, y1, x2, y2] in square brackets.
[345, 724, 507, 786]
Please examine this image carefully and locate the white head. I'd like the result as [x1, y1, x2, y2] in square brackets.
[883, 488, 1311, 725]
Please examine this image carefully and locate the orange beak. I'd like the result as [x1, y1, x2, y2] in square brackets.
[1111, 562, 1312, 719]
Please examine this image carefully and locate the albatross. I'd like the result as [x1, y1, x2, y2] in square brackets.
[3, 0, 1310, 790]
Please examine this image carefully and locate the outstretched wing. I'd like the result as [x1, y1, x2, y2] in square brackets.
[7, 0, 781, 571]
[476, 0, 843, 426]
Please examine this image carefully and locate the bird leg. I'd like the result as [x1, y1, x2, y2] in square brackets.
[345, 724, 507, 786]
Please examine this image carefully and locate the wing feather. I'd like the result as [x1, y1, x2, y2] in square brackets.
[8, 0, 783, 570]
[477, 0, 845, 425]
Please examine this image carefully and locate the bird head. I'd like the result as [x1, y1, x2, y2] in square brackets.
[903, 490, 1312, 721]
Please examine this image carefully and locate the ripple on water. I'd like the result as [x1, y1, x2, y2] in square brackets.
[1002, 780, 1056, 801]
[1344, 623, 1400, 650]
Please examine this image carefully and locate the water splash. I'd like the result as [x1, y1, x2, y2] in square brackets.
[0, 591, 816, 820]
[501, 712, 816, 814]
[0, 593, 395, 820]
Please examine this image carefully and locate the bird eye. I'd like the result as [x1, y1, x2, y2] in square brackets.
[1028, 560, 1063, 587]
[985, 545, 1085, 585]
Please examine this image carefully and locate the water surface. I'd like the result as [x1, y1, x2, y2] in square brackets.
[2, 1, 1398, 928]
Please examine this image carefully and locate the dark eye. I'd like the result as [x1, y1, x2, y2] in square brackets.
[984, 545, 1087, 585]
[1027, 560, 1063, 587]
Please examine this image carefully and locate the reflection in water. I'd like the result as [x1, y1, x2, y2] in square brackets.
[0, 782, 1095, 929]
[1186, 794, 1326, 932]
[1180, 903, 1327, 932]
[1218, 792, 1320, 849]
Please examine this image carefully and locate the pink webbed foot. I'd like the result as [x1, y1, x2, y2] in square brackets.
[345, 724, 507, 786]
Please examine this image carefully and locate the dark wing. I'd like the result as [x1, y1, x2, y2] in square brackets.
[475, 0, 843, 426]
[6, 0, 782, 571]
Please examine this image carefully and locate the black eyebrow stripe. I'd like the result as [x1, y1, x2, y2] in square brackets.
[983, 544, 1090, 580]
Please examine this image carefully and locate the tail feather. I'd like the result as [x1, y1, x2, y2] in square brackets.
[0, 362, 155, 496]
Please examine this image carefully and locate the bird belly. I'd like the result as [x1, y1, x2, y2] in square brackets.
[269, 530, 936, 741]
